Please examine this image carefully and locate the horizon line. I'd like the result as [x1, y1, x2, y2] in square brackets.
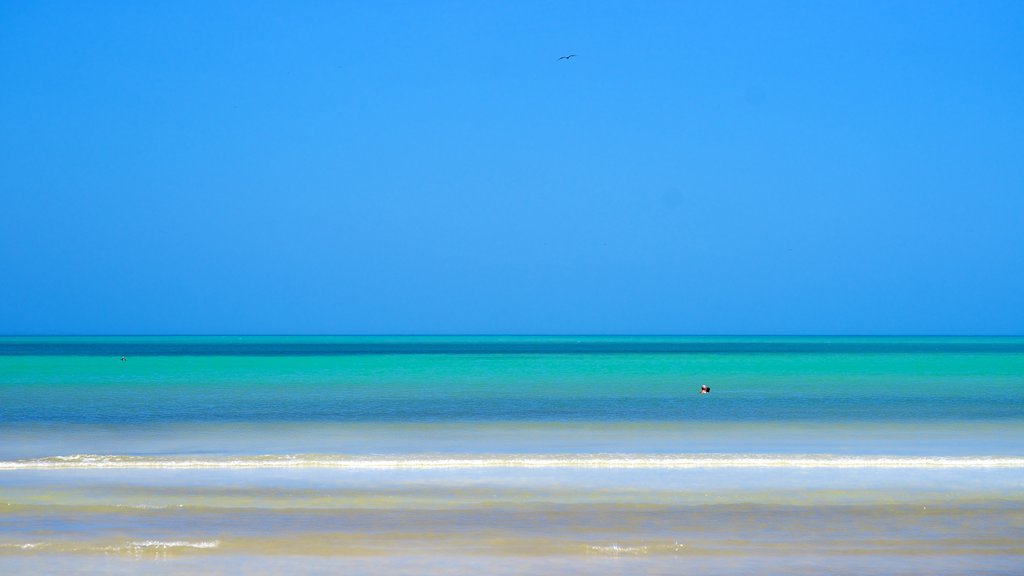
[1, 333, 1022, 338]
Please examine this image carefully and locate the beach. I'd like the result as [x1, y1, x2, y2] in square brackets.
[1, 336, 1022, 574]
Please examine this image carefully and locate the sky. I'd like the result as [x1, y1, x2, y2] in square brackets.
[1, 0, 1022, 335]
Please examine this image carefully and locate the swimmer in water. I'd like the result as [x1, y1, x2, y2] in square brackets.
[700, 384, 710, 394]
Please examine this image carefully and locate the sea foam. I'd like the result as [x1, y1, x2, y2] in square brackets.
[2, 454, 1023, 470]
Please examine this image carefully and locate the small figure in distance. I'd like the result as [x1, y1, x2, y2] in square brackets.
[700, 384, 710, 394]
[120, 356, 126, 362]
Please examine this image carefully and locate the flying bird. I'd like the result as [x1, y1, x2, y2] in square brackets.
[558, 54, 576, 60]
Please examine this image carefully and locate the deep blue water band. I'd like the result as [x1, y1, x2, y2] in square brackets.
[2, 338, 1024, 356]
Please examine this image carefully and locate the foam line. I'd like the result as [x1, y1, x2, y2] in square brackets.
[2, 454, 1023, 470]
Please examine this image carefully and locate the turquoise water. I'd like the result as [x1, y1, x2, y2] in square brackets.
[1, 336, 1022, 574]
[3, 336, 1023, 424]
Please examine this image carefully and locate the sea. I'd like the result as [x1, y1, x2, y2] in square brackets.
[1, 336, 1022, 575]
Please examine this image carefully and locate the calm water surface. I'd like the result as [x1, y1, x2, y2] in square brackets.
[1, 336, 1022, 574]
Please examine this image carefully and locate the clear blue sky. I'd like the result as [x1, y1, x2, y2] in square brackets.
[1, 1, 1022, 335]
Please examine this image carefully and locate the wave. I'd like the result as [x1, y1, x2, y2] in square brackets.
[0, 540, 219, 556]
[587, 544, 649, 555]
[586, 542, 688, 555]
[0, 543, 45, 550]
[2, 454, 1023, 470]
[122, 540, 219, 550]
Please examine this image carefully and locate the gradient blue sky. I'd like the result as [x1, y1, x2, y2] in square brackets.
[1, 1, 1022, 334]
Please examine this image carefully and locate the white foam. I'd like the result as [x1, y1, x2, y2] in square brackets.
[125, 540, 219, 549]
[100, 540, 220, 557]
[1, 541, 218, 555]
[2, 454, 1023, 470]
[0, 543, 45, 550]
[588, 544, 649, 555]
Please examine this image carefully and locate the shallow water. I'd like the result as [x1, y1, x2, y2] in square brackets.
[1, 337, 1022, 574]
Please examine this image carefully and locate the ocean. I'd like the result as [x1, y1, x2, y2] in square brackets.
[1, 336, 1022, 574]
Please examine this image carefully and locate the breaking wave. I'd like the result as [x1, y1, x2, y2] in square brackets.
[2, 454, 1023, 470]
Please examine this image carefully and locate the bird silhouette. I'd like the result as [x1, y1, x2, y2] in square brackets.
[557, 54, 576, 60]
